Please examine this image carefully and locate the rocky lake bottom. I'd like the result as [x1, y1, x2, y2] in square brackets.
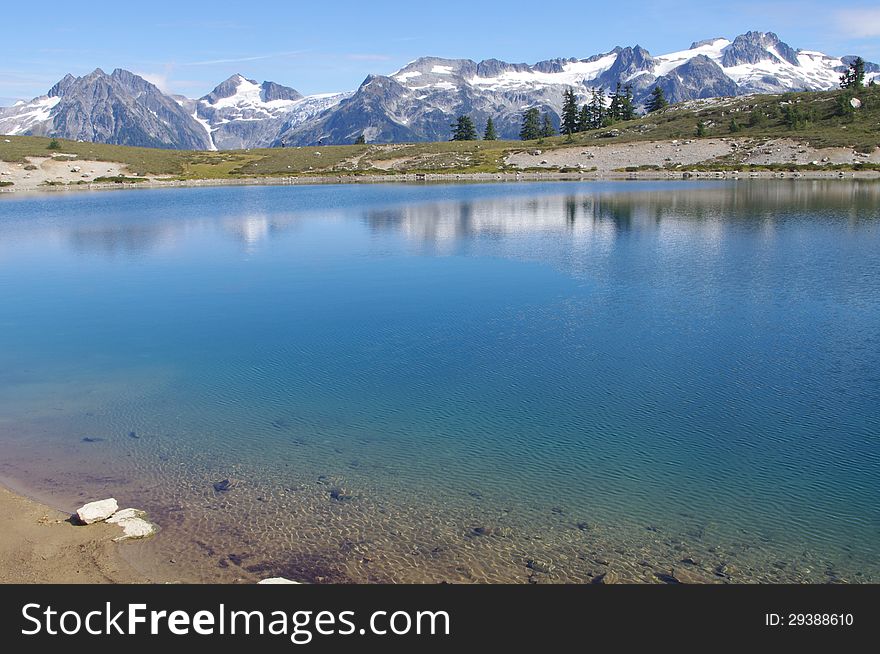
[1, 180, 877, 583]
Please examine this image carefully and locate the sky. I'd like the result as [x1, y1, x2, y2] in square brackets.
[2, 0, 880, 104]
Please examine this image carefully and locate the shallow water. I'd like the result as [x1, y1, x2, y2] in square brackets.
[1, 180, 878, 583]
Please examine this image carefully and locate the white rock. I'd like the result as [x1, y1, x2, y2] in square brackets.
[258, 577, 301, 584]
[76, 498, 119, 524]
[107, 508, 156, 541]
[107, 508, 145, 523]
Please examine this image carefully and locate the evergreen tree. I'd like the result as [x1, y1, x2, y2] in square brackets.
[577, 104, 591, 132]
[696, 122, 707, 137]
[355, 133, 366, 144]
[540, 112, 556, 137]
[589, 88, 606, 129]
[645, 87, 668, 113]
[836, 93, 856, 119]
[840, 57, 866, 89]
[728, 117, 742, 133]
[621, 84, 636, 120]
[450, 115, 478, 141]
[47, 138, 61, 150]
[561, 88, 579, 136]
[608, 83, 622, 122]
[483, 117, 498, 140]
[520, 108, 542, 140]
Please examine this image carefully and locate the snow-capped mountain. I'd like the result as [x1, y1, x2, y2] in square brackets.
[1, 31, 877, 148]
[0, 68, 212, 149]
[174, 74, 349, 150]
[284, 31, 877, 144]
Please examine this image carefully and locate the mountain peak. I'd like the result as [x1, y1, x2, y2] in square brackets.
[722, 30, 800, 67]
[202, 74, 301, 105]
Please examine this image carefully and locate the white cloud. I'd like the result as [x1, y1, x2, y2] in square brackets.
[836, 8, 880, 38]
[181, 51, 308, 67]
[136, 71, 170, 92]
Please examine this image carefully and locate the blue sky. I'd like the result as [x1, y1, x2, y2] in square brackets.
[2, 0, 880, 104]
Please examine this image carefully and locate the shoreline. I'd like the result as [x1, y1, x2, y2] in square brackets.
[0, 481, 149, 583]
[2, 168, 879, 197]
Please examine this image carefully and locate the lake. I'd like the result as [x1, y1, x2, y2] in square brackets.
[0, 180, 878, 583]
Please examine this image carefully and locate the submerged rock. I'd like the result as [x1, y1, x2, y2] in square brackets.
[107, 508, 156, 541]
[213, 478, 238, 492]
[655, 572, 681, 584]
[76, 498, 119, 524]
[329, 487, 352, 502]
[591, 571, 620, 584]
[81, 437, 104, 443]
[526, 559, 553, 574]
[661, 567, 720, 584]
[715, 562, 737, 578]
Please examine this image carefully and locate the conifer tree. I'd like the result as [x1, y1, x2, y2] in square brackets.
[540, 112, 556, 137]
[450, 115, 478, 141]
[355, 133, 366, 144]
[577, 104, 591, 132]
[589, 88, 606, 129]
[645, 87, 668, 113]
[561, 88, 579, 136]
[520, 108, 542, 140]
[483, 117, 498, 140]
[621, 84, 636, 120]
[609, 83, 622, 122]
[840, 57, 866, 89]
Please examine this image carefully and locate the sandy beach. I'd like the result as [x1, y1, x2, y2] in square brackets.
[0, 483, 148, 583]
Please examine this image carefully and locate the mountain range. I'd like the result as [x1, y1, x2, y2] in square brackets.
[1, 31, 877, 149]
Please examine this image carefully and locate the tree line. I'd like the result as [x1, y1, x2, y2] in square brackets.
[449, 84, 669, 141]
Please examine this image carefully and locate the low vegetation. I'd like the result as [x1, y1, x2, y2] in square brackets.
[92, 175, 148, 184]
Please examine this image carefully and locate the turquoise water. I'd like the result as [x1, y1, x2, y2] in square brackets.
[0, 181, 878, 583]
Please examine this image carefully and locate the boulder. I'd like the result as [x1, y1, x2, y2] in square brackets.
[213, 478, 238, 492]
[75, 498, 118, 524]
[258, 577, 301, 584]
[107, 508, 157, 541]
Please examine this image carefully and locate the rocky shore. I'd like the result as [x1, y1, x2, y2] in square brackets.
[0, 484, 148, 583]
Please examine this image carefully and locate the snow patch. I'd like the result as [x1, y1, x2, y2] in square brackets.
[192, 111, 217, 151]
[207, 75, 299, 116]
[0, 95, 60, 135]
[394, 71, 423, 83]
[653, 38, 730, 76]
[468, 53, 618, 90]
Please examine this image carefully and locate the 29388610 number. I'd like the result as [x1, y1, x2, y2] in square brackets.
[766, 613, 855, 626]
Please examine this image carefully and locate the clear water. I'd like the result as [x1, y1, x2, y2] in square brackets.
[0, 180, 878, 583]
